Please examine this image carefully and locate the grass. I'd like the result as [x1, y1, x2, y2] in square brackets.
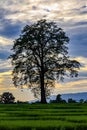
[0, 103, 87, 129]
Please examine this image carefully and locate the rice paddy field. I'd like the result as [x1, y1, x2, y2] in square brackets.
[0, 103, 87, 130]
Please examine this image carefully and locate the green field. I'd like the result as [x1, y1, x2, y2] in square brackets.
[0, 103, 87, 130]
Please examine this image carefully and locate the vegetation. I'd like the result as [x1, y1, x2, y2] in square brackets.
[0, 103, 87, 129]
[10, 19, 80, 103]
[50, 94, 66, 103]
[0, 92, 15, 104]
[68, 98, 77, 103]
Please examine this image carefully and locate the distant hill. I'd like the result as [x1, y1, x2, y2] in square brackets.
[49, 92, 87, 102]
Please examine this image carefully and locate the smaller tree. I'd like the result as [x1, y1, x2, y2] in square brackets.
[68, 98, 76, 103]
[56, 94, 62, 103]
[50, 94, 66, 103]
[56, 94, 66, 103]
[79, 99, 84, 103]
[1, 92, 15, 104]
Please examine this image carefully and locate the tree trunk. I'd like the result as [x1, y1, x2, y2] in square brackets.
[40, 72, 47, 104]
[40, 43, 47, 104]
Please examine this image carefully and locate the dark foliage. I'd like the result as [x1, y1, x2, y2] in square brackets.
[50, 94, 66, 103]
[68, 98, 77, 103]
[79, 99, 84, 103]
[56, 94, 62, 102]
[0, 92, 15, 104]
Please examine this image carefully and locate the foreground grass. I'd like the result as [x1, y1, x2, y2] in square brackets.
[0, 103, 87, 130]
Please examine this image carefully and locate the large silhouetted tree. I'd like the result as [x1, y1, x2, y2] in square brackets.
[10, 19, 80, 103]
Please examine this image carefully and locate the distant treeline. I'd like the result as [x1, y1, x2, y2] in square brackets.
[0, 92, 87, 104]
[50, 94, 87, 104]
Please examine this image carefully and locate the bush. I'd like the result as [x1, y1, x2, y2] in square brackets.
[68, 98, 77, 103]
[1, 92, 15, 104]
[79, 99, 84, 103]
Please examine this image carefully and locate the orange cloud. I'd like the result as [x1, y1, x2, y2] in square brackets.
[0, 36, 12, 45]
[55, 79, 87, 94]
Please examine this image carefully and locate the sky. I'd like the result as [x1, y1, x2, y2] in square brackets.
[0, 0, 87, 101]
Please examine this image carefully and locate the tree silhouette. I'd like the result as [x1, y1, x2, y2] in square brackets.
[10, 19, 80, 103]
[56, 94, 62, 103]
[68, 98, 76, 103]
[1, 92, 15, 104]
[79, 99, 84, 103]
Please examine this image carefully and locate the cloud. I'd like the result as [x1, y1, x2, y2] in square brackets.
[55, 78, 87, 94]
[0, 71, 12, 76]
[0, 36, 12, 45]
[76, 57, 87, 69]
[74, 57, 87, 80]
[0, 0, 86, 24]
[0, 70, 13, 91]
[0, 36, 12, 59]
[65, 79, 87, 88]
[68, 27, 87, 57]
[0, 47, 12, 60]
[0, 59, 12, 72]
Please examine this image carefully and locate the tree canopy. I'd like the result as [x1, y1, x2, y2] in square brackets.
[10, 19, 80, 103]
